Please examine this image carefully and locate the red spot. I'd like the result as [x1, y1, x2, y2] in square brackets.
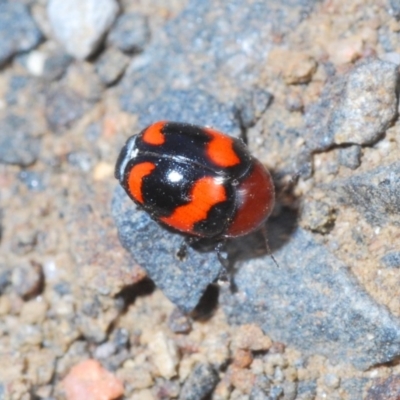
[128, 162, 155, 204]
[142, 121, 166, 145]
[226, 160, 275, 237]
[160, 177, 227, 233]
[204, 128, 241, 167]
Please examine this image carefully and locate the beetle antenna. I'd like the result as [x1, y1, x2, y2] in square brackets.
[261, 225, 280, 268]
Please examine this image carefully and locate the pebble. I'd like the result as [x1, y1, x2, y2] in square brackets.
[179, 363, 219, 400]
[167, 307, 192, 334]
[300, 201, 336, 234]
[42, 51, 73, 81]
[231, 324, 272, 352]
[20, 298, 48, 325]
[117, 366, 153, 390]
[45, 86, 86, 132]
[333, 59, 398, 145]
[95, 47, 130, 86]
[338, 145, 362, 170]
[304, 59, 398, 152]
[62, 359, 124, 400]
[147, 331, 179, 379]
[11, 261, 44, 300]
[0, 2, 43, 67]
[93, 341, 117, 359]
[25, 348, 56, 386]
[381, 251, 400, 268]
[107, 12, 150, 53]
[47, 0, 119, 60]
[230, 365, 256, 394]
[327, 36, 363, 65]
[0, 113, 41, 167]
[284, 52, 318, 84]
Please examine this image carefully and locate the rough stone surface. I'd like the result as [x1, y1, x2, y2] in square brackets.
[118, 0, 319, 134]
[338, 145, 362, 170]
[0, 114, 41, 167]
[179, 363, 219, 400]
[0, 2, 42, 67]
[381, 251, 400, 268]
[112, 185, 222, 313]
[45, 87, 86, 132]
[366, 375, 400, 400]
[300, 200, 336, 234]
[47, 0, 119, 60]
[304, 59, 399, 152]
[121, 88, 242, 138]
[95, 47, 129, 86]
[221, 227, 400, 370]
[326, 162, 400, 227]
[107, 13, 150, 53]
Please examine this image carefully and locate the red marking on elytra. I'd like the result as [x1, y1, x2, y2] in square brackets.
[160, 176, 227, 233]
[204, 127, 241, 167]
[128, 162, 155, 203]
[142, 121, 166, 145]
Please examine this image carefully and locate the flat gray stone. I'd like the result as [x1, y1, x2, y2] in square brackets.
[112, 185, 222, 314]
[326, 161, 400, 226]
[221, 227, 400, 370]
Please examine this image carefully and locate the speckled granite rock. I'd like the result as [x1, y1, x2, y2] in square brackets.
[221, 227, 400, 370]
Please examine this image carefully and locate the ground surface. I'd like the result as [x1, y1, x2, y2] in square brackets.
[1, 0, 400, 399]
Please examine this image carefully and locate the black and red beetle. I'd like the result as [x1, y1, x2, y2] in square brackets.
[115, 121, 275, 241]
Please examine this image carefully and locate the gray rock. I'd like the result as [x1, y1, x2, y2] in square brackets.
[221, 227, 400, 370]
[47, 0, 119, 60]
[0, 113, 40, 166]
[118, 0, 320, 133]
[178, 363, 219, 400]
[326, 162, 400, 226]
[296, 381, 317, 400]
[236, 88, 273, 128]
[112, 185, 222, 314]
[0, 2, 42, 67]
[45, 87, 86, 132]
[381, 251, 400, 268]
[128, 89, 241, 138]
[42, 52, 73, 81]
[11, 261, 44, 300]
[107, 13, 150, 53]
[338, 145, 362, 170]
[95, 47, 129, 86]
[389, 0, 400, 20]
[304, 59, 398, 152]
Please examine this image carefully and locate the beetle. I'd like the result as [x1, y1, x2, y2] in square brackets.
[115, 121, 275, 242]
